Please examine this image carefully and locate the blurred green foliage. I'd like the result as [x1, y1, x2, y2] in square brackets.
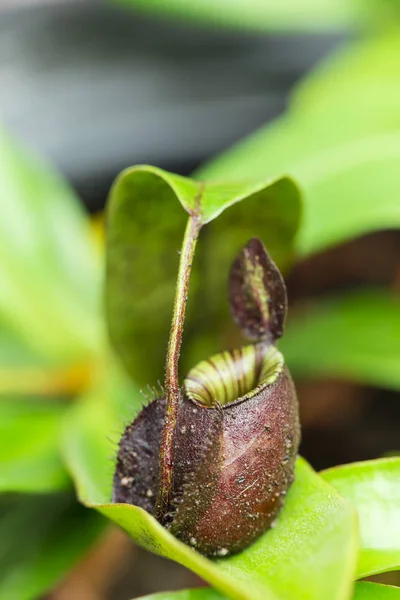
[0, 399, 68, 493]
[281, 290, 400, 390]
[0, 21, 400, 600]
[0, 493, 104, 600]
[198, 33, 400, 257]
[116, 0, 400, 32]
[0, 127, 102, 363]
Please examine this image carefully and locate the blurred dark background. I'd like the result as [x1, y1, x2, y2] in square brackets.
[0, 1, 344, 209]
[1, 2, 399, 599]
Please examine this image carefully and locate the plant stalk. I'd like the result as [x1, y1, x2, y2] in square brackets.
[155, 213, 202, 520]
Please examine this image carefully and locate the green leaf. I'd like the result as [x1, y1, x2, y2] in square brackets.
[106, 165, 300, 386]
[64, 375, 357, 600]
[199, 178, 300, 228]
[0, 127, 102, 363]
[0, 492, 105, 600]
[280, 290, 400, 390]
[136, 584, 400, 600]
[322, 458, 400, 577]
[91, 463, 357, 600]
[0, 399, 69, 493]
[197, 33, 400, 257]
[116, 0, 398, 32]
[353, 583, 400, 600]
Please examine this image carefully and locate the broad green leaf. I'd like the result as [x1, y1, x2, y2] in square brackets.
[117, 0, 399, 32]
[0, 399, 69, 493]
[64, 373, 357, 600]
[135, 584, 400, 600]
[0, 127, 102, 362]
[106, 165, 300, 386]
[353, 583, 400, 600]
[322, 458, 400, 577]
[0, 492, 105, 600]
[281, 290, 400, 390]
[197, 33, 400, 257]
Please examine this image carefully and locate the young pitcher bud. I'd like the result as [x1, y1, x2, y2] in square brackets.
[113, 238, 300, 556]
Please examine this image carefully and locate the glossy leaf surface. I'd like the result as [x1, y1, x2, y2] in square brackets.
[0, 127, 101, 362]
[197, 33, 400, 257]
[0, 493, 105, 600]
[281, 290, 400, 390]
[106, 165, 300, 385]
[64, 372, 357, 600]
[322, 458, 400, 577]
[136, 583, 400, 600]
[0, 398, 69, 493]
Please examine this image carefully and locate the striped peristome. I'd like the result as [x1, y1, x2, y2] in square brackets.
[185, 343, 284, 407]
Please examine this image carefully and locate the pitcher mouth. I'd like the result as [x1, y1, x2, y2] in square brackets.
[184, 343, 284, 408]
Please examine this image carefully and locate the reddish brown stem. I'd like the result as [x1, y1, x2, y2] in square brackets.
[155, 213, 202, 520]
